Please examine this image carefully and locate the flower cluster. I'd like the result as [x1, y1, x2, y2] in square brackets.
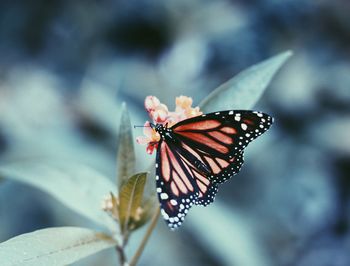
[136, 96, 202, 154]
[101, 193, 119, 221]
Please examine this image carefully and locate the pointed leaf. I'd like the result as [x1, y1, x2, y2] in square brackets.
[0, 227, 117, 266]
[118, 172, 147, 232]
[131, 196, 158, 231]
[116, 103, 136, 188]
[0, 161, 117, 231]
[200, 51, 293, 111]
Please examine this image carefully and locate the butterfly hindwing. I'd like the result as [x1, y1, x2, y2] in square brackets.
[194, 182, 218, 206]
[189, 151, 244, 206]
[155, 140, 199, 229]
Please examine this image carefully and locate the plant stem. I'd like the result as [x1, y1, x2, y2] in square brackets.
[129, 206, 161, 266]
[116, 244, 128, 266]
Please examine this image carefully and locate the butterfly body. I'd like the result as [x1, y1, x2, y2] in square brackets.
[152, 110, 273, 229]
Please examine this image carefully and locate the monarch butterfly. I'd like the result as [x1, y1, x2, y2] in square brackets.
[151, 110, 273, 229]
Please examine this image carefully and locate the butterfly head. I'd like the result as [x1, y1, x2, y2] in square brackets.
[151, 123, 171, 139]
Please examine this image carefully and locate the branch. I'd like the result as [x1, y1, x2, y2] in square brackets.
[129, 206, 161, 266]
[116, 244, 128, 266]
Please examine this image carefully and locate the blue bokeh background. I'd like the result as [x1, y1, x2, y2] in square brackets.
[0, 1, 349, 265]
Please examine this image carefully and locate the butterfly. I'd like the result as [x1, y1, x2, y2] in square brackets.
[151, 110, 273, 229]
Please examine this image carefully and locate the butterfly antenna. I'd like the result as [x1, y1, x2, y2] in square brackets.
[133, 125, 151, 129]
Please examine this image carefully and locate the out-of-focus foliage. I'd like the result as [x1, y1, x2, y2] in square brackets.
[116, 103, 136, 187]
[0, 161, 118, 230]
[0, 227, 117, 266]
[0, 0, 350, 266]
[200, 50, 292, 112]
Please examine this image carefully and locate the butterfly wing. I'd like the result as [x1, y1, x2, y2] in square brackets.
[156, 142, 245, 227]
[172, 110, 273, 199]
[156, 110, 273, 228]
[155, 139, 200, 229]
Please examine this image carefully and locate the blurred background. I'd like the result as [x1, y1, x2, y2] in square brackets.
[0, 0, 349, 265]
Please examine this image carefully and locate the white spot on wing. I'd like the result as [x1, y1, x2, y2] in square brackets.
[160, 193, 169, 200]
[161, 209, 169, 220]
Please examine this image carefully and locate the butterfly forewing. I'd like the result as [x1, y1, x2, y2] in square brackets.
[173, 110, 273, 156]
[155, 110, 273, 228]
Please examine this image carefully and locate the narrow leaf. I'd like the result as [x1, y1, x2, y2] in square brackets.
[200, 50, 293, 111]
[118, 172, 147, 232]
[0, 227, 117, 266]
[0, 161, 117, 231]
[116, 103, 136, 188]
[131, 196, 158, 231]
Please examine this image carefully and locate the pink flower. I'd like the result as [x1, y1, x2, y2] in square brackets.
[172, 96, 202, 123]
[136, 121, 160, 154]
[136, 96, 202, 154]
[144, 96, 169, 123]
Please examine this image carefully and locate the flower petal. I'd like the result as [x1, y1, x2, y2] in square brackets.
[136, 136, 149, 145]
[154, 110, 168, 123]
[143, 121, 153, 137]
[145, 96, 161, 112]
[176, 95, 193, 110]
[146, 143, 158, 155]
[185, 106, 202, 118]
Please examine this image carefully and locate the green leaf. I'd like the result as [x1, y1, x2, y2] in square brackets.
[118, 172, 147, 233]
[0, 227, 117, 266]
[200, 50, 293, 111]
[131, 196, 157, 231]
[116, 103, 136, 188]
[0, 161, 117, 231]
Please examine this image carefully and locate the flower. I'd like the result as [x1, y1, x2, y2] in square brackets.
[144, 96, 169, 123]
[136, 121, 160, 154]
[136, 95, 202, 154]
[172, 95, 202, 123]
